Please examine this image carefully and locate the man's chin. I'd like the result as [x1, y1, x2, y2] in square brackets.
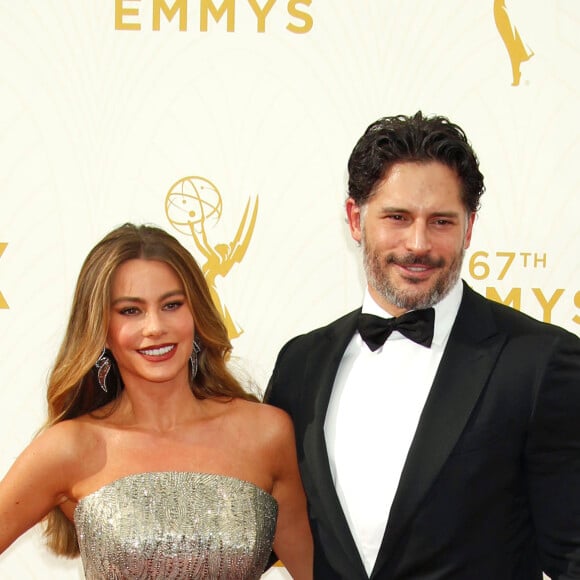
[380, 281, 441, 311]
[396, 294, 434, 311]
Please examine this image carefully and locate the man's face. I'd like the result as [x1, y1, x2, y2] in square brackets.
[346, 161, 475, 316]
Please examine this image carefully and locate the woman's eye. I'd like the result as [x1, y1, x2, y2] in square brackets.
[164, 301, 183, 311]
[119, 307, 139, 315]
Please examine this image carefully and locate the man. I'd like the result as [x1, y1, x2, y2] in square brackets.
[265, 112, 580, 579]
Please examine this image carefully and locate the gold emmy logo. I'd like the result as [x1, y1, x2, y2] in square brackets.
[0, 242, 8, 309]
[115, 0, 314, 33]
[165, 176, 258, 339]
[494, 0, 534, 86]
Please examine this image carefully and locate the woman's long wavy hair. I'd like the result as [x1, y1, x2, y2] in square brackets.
[43, 223, 258, 557]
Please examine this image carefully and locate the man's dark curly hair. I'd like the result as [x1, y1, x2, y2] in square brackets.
[347, 111, 485, 213]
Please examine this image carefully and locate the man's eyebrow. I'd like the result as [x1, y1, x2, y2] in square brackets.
[380, 207, 461, 217]
[381, 206, 409, 213]
[430, 211, 461, 218]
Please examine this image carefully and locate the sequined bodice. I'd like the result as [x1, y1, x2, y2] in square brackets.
[74, 472, 278, 580]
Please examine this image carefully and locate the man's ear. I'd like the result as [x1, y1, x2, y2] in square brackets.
[464, 212, 476, 249]
[346, 198, 362, 243]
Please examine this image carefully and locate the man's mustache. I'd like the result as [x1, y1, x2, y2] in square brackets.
[385, 254, 445, 268]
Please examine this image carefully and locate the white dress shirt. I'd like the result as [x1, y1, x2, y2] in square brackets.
[324, 280, 463, 575]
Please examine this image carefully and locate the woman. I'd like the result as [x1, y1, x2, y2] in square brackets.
[0, 223, 313, 579]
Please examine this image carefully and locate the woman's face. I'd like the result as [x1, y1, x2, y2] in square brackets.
[106, 259, 195, 389]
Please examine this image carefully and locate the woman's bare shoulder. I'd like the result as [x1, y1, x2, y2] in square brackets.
[0, 417, 107, 504]
[35, 415, 107, 464]
[229, 398, 295, 445]
[229, 396, 290, 419]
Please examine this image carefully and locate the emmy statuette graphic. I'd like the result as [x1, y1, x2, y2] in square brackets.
[493, 0, 534, 86]
[165, 176, 258, 340]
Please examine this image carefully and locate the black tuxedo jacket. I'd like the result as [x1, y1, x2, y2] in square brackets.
[266, 283, 580, 579]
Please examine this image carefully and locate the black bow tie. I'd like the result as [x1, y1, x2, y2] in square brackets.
[357, 308, 435, 351]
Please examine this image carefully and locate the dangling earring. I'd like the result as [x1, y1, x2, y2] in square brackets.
[95, 348, 111, 393]
[189, 339, 201, 380]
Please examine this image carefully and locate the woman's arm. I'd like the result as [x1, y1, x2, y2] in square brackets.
[268, 408, 313, 580]
[0, 422, 77, 554]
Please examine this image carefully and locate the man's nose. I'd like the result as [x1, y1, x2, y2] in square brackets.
[405, 221, 431, 253]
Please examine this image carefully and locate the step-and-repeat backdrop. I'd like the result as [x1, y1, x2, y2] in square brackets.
[1, 1, 578, 578]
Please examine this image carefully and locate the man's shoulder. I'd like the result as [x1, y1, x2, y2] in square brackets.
[266, 309, 361, 406]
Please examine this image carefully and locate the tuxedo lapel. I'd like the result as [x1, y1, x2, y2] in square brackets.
[371, 285, 508, 577]
[300, 309, 369, 578]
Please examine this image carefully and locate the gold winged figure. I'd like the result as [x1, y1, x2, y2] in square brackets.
[165, 176, 258, 339]
[494, 0, 534, 86]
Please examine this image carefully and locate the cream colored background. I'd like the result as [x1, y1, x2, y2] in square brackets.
[0, 1, 578, 578]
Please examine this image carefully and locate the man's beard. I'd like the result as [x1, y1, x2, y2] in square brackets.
[362, 234, 465, 312]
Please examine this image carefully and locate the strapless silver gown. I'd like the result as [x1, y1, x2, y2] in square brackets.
[74, 472, 278, 579]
